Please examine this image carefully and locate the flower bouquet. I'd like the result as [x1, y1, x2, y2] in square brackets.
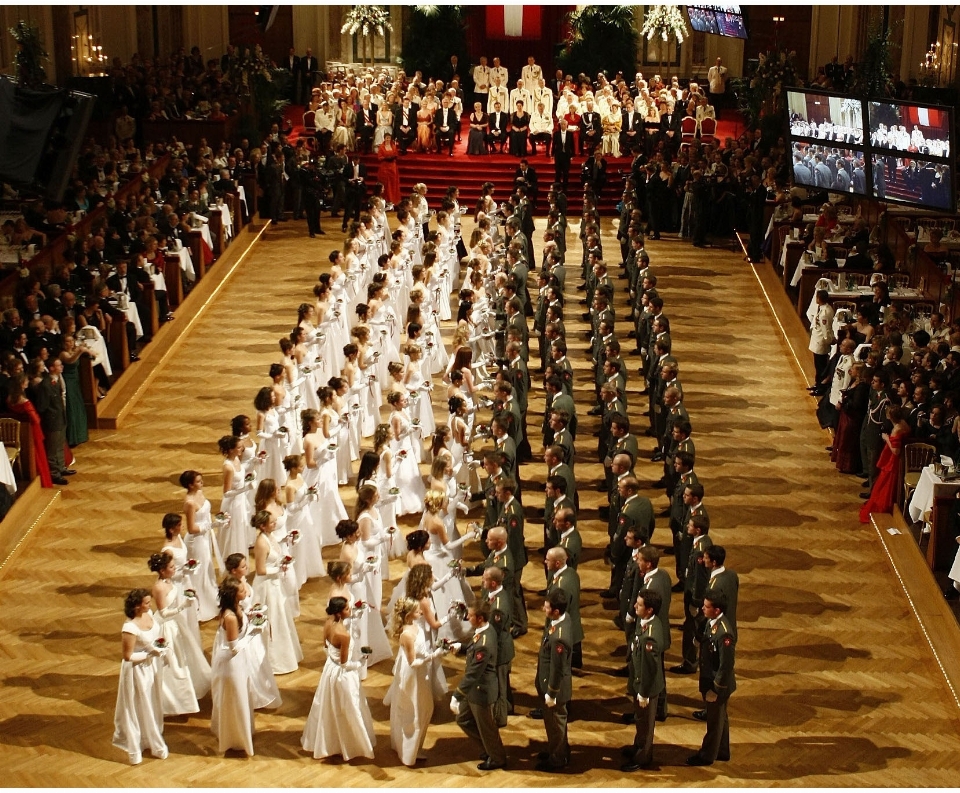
[280, 555, 293, 573]
[360, 645, 373, 656]
[184, 558, 199, 574]
[257, 450, 268, 462]
[365, 555, 377, 565]
[351, 402, 361, 412]
[448, 600, 469, 620]
[214, 512, 230, 528]
[245, 472, 256, 482]
[446, 558, 462, 569]
[250, 612, 267, 627]
[153, 638, 168, 650]
[434, 637, 457, 652]
[354, 599, 367, 612]
[307, 485, 318, 497]
[288, 530, 300, 545]
[458, 482, 469, 492]
[389, 487, 400, 495]
[386, 526, 397, 535]
[302, 365, 313, 374]
[397, 450, 408, 460]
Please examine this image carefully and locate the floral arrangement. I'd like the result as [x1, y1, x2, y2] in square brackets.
[750, 50, 800, 108]
[341, 5, 393, 37]
[641, 4, 688, 44]
[238, 44, 275, 86]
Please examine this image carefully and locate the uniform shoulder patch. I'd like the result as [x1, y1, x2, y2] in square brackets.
[645, 640, 655, 652]
[509, 518, 519, 528]
[475, 650, 486, 662]
[556, 643, 565, 654]
[722, 636, 733, 647]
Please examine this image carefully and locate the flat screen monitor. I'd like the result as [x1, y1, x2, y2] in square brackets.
[786, 89, 864, 143]
[687, 6, 719, 34]
[714, 11, 747, 38]
[871, 154, 954, 211]
[867, 100, 952, 159]
[791, 141, 868, 196]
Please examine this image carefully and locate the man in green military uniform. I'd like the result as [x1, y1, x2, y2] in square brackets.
[465, 527, 515, 598]
[482, 565, 514, 727]
[553, 506, 582, 570]
[452, 600, 507, 770]
[497, 479, 528, 637]
[535, 589, 574, 771]
[546, 546, 583, 668]
[686, 592, 736, 766]
[638, 545, 672, 721]
[601, 476, 653, 598]
[480, 451, 506, 542]
[622, 589, 666, 771]
[672, 514, 712, 674]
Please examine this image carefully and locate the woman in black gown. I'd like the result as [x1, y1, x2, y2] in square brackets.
[509, 101, 530, 157]
[466, 102, 489, 156]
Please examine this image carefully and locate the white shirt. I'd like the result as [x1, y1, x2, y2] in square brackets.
[473, 65, 490, 92]
[709, 565, 725, 580]
[491, 65, 509, 87]
[487, 85, 509, 114]
[522, 63, 542, 86]
[707, 64, 728, 93]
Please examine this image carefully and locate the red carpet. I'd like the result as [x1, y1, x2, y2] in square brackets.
[284, 105, 744, 212]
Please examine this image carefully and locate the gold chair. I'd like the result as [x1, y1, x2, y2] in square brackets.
[903, 443, 937, 512]
[0, 418, 21, 478]
[845, 272, 868, 287]
[888, 273, 910, 289]
[832, 301, 857, 315]
[910, 302, 935, 318]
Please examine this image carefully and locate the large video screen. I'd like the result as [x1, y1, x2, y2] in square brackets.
[872, 154, 953, 210]
[791, 142, 868, 196]
[687, 6, 719, 34]
[787, 89, 864, 143]
[687, 5, 746, 38]
[868, 100, 951, 158]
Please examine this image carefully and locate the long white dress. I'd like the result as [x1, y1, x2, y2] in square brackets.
[185, 498, 221, 622]
[219, 460, 254, 561]
[304, 443, 348, 548]
[423, 530, 474, 642]
[252, 532, 303, 674]
[238, 588, 282, 709]
[406, 362, 436, 439]
[391, 411, 425, 516]
[112, 616, 167, 761]
[301, 640, 376, 760]
[157, 580, 211, 715]
[376, 449, 401, 557]
[210, 614, 259, 756]
[287, 483, 324, 585]
[383, 624, 436, 766]
[257, 408, 287, 487]
[347, 550, 393, 678]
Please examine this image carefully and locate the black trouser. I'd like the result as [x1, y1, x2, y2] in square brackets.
[812, 352, 830, 385]
[343, 184, 364, 227]
[437, 128, 455, 154]
[698, 695, 731, 762]
[396, 127, 416, 153]
[304, 193, 322, 235]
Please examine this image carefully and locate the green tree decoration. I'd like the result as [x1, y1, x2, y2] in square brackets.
[9, 20, 48, 89]
[399, 5, 468, 82]
[557, 5, 640, 81]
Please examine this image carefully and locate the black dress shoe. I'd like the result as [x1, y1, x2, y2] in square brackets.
[825, 446, 833, 452]
[671, 581, 684, 592]
[656, 712, 667, 722]
[686, 754, 712, 766]
[620, 745, 635, 757]
[510, 627, 527, 638]
[61, 469, 77, 476]
[613, 615, 624, 630]
[129, 354, 140, 362]
[598, 590, 616, 599]
[317, 229, 326, 234]
[652, 478, 667, 488]
[692, 709, 707, 721]
[52, 477, 69, 485]
[621, 761, 651, 772]
[477, 760, 506, 771]
[620, 710, 634, 722]
[528, 708, 544, 719]
[669, 664, 696, 674]
[859, 492, 871, 499]
[716, 754, 730, 762]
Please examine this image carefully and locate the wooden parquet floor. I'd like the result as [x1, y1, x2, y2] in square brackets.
[1, 217, 960, 787]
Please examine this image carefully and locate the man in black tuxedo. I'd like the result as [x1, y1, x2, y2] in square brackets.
[620, 99, 643, 156]
[488, 101, 508, 154]
[299, 49, 318, 105]
[356, 97, 378, 154]
[341, 154, 368, 230]
[394, 97, 417, 154]
[515, 158, 539, 208]
[435, 97, 458, 156]
[31, 358, 71, 484]
[107, 259, 152, 340]
[284, 48, 301, 103]
[553, 118, 575, 190]
[659, 105, 681, 154]
[579, 100, 600, 155]
[551, 69, 565, 98]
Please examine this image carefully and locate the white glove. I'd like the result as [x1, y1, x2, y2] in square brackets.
[343, 660, 363, 672]
[439, 613, 451, 627]
[158, 604, 184, 619]
[129, 651, 151, 664]
[456, 501, 469, 514]
[449, 641, 462, 654]
[450, 696, 460, 716]
[544, 694, 556, 708]
[636, 695, 650, 708]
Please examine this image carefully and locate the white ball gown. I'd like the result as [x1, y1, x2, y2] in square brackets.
[300, 640, 376, 761]
[239, 587, 282, 709]
[347, 550, 393, 678]
[286, 483, 324, 586]
[112, 615, 167, 763]
[184, 498, 222, 622]
[257, 408, 287, 487]
[405, 362, 436, 439]
[157, 580, 211, 716]
[219, 461, 254, 561]
[382, 624, 437, 766]
[390, 411, 425, 516]
[304, 441, 348, 548]
[375, 449, 402, 557]
[252, 532, 303, 674]
[423, 530, 474, 642]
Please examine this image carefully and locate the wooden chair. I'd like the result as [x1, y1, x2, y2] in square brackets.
[903, 443, 937, 513]
[0, 417, 21, 478]
[845, 272, 868, 287]
[832, 300, 857, 314]
[910, 302, 935, 318]
[699, 116, 717, 145]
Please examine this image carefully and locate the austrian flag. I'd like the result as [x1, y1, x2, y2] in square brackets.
[486, 5, 543, 39]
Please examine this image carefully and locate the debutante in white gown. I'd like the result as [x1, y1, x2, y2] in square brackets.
[185, 498, 222, 622]
[257, 408, 287, 487]
[305, 444, 348, 548]
[239, 588, 282, 709]
[210, 612, 264, 756]
[157, 580, 211, 716]
[347, 551, 393, 678]
[112, 616, 167, 762]
[383, 624, 436, 766]
[287, 483, 324, 585]
[390, 411, 425, 516]
[300, 640, 376, 760]
[219, 461, 254, 561]
[406, 362, 436, 438]
[252, 532, 303, 674]
[376, 450, 401, 556]
[423, 530, 474, 642]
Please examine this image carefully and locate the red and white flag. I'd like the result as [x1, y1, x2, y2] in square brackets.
[486, 5, 542, 39]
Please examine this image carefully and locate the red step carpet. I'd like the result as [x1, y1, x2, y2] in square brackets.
[284, 106, 744, 212]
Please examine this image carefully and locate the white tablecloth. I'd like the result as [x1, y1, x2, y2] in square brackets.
[217, 203, 233, 240]
[0, 441, 16, 494]
[75, 325, 113, 376]
[170, 247, 196, 282]
[237, 186, 247, 214]
[908, 465, 960, 522]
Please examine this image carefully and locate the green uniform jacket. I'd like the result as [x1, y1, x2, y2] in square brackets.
[684, 534, 714, 602]
[483, 470, 505, 529]
[706, 569, 739, 638]
[548, 462, 577, 503]
[621, 493, 655, 544]
[536, 615, 574, 703]
[487, 587, 515, 665]
[466, 547, 516, 593]
[641, 568, 673, 649]
[628, 615, 666, 699]
[545, 495, 576, 547]
[548, 566, 583, 645]
[557, 527, 582, 569]
[501, 497, 527, 569]
[612, 432, 639, 466]
[698, 616, 736, 699]
[455, 624, 500, 705]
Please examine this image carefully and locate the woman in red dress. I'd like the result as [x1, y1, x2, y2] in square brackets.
[5, 373, 53, 488]
[859, 405, 911, 523]
[377, 132, 401, 206]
